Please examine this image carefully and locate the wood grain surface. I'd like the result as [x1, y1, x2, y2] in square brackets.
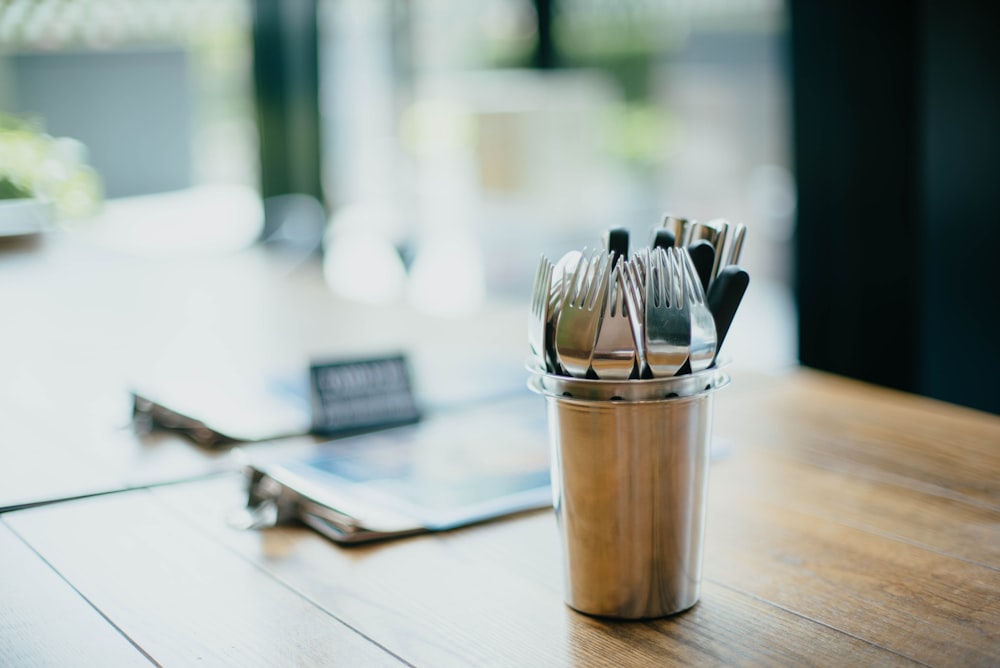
[0, 522, 148, 667]
[3, 491, 401, 667]
[0, 233, 533, 512]
[4, 369, 997, 667]
[2, 231, 998, 666]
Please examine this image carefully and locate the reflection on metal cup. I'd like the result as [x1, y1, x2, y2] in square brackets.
[529, 367, 729, 619]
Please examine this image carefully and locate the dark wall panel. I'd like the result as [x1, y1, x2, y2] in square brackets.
[790, 1, 999, 414]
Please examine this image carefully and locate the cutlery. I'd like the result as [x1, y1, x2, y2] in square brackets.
[686, 239, 715, 294]
[652, 228, 675, 250]
[683, 220, 718, 247]
[643, 247, 690, 377]
[528, 255, 553, 370]
[709, 219, 729, 280]
[547, 250, 583, 373]
[707, 264, 749, 364]
[555, 251, 612, 378]
[531, 221, 750, 379]
[605, 227, 629, 265]
[725, 222, 746, 266]
[662, 214, 687, 245]
[680, 249, 717, 372]
[591, 262, 637, 380]
[621, 252, 649, 379]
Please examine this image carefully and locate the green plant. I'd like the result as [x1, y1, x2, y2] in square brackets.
[0, 113, 102, 219]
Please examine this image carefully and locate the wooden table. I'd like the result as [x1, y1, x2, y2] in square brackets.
[1, 226, 998, 666]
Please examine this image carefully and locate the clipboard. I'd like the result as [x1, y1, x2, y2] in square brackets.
[131, 355, 422, 447]
[234, 394, 552, 544]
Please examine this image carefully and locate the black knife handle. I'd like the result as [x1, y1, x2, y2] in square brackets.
[652, 228, 675, 250]
[707, 265, 750, 363]
[686, 239, 715, 295]
[605, 227, 629, 266]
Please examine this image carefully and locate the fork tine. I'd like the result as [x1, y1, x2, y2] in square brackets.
[621, 257, 649, 377]
[554, 249, 610, 378]
[644, 249, 656, 307]
[578, 249, 601, 306]
[528, 254, 552, 369]
[654, 247, 668, 308]
[541, 260, 553, 315]
[595, 252, 613, 309]
[623, 256, 644, 311]
[591, 261, 637, 380]
[563, 248, 589, 308]
[609, 260, 624, 317]
[669, 247, 684, 309]
[664, 248, 675, 307]
[585, 252, 613, 310]
[680, 248, 704, 304]
[661, 247, 671, 307]
[629, 247, 645, 292]
[531, 254, 548, 315]
[644, 247, 690, 377]
[583, 249, 603, 307]
[680, 246, 717, 373]
[578, 251, 596, 308]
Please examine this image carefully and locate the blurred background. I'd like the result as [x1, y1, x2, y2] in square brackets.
[0, 0, 996, 414]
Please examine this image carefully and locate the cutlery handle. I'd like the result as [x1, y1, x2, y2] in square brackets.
[710, 222, 729, 280]
[707, 265, 750, 363]
[726, 223, 746, 266]
[686, 239, 715, 294]
[605, 227, 629, 265]
[652, 228, 675, 250]
[662, 214, 687, 244]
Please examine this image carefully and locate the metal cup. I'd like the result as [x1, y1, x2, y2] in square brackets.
[529, 366, 729, 619]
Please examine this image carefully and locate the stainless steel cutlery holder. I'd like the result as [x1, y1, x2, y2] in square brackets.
[530, 366, 729, 619]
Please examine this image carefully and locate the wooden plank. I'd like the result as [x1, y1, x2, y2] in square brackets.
[5, 366, 996, 666]
[152, 476, 921, 666]
[708, 376, 1000, 665]
[715, 368, 1000, 507]
[451, 458, 1000, 666]
[711, 445, 1000, 567]
[705, 477, 1000, 666]
[0, 521, 148, 667]
[4, 492, 402, 667]
[409, 507, 924, 667]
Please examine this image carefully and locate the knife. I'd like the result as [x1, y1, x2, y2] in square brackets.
[661, 214, 688, 246]
[725, 223, 746, 266]
[709, 220, 729, 280]
[605, 227, 629, 266]
[686, 239, 715, 295]
[652, 228, 675, 250]
[707, 264, 749, 364]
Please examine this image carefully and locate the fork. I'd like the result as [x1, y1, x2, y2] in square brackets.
[679, 248, 717, 372]
[591, 261, 637, 380]
[528, 254, 553, 370]
[545, 250, 583, 374]
[643, 247, 690, 377]
[621, 252, 649, 378]
[554, 250, 612, 378]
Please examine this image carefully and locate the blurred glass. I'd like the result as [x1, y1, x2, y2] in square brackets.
[318, 0, 792, 309]
[0, 0, 795, 359]
[0, 0, 262, 252]
[0, 0, 258, 195]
